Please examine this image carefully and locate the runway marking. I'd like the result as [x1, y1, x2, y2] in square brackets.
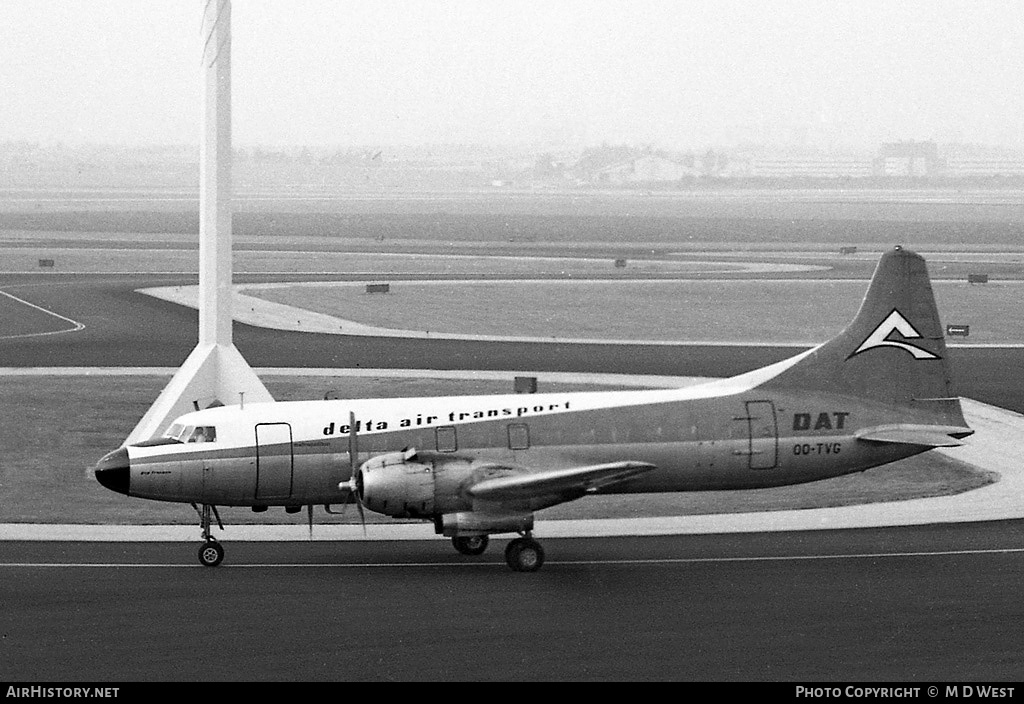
[0, 289, 85, 339]
[3, 546, 1023, 569]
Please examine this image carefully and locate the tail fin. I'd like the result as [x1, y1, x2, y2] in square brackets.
[763, 246, 970, 432]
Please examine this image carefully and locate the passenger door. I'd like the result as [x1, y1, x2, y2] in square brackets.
[255, 423, 294, 500]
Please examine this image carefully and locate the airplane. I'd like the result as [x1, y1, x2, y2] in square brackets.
[94, 246, 973, 572]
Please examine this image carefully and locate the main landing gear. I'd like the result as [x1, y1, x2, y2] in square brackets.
[451, 535, 489, 556]
[193, 503, 225, 567]
[451, 532, 545, 572]
[505, 535, 545, 573]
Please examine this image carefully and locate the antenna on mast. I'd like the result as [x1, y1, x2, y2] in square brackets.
[126, 0, 273, 443]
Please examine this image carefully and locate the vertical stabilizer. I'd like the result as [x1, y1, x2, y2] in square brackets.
[762, 246, 967, 428]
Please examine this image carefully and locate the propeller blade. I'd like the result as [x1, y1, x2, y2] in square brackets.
[355, 492, 366, 536]
[348, 411, 358, 472]
[348, 411, 367, 536]
[340, 485, 353, 516]
[306, 504, 313, 540]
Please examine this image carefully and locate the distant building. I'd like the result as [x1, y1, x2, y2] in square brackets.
[873, 141, 941, 177]
[593, 155, 699, 183]
[746, 156, 873, 178]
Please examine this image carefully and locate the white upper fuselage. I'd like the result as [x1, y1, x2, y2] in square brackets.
[135, 351, 815, 461]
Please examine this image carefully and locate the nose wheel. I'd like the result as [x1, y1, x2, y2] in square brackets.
[193, 503, 225, 567]
[198, 539, 224, 567]
[505, 536, 545, 572]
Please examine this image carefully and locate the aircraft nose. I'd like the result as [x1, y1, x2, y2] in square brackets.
[94, 447, 130, 495]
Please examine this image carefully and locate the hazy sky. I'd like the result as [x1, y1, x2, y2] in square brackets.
[2, 0, 1022, 149]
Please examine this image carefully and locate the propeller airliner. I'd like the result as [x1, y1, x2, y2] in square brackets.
[95, 247, 972, 571]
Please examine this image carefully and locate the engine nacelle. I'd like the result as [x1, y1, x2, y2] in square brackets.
[357, 450, 435, 518]
[440, 511, 534, 537]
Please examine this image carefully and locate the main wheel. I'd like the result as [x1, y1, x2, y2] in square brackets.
[452, 535, 489, 556]
[198, 540, 224, 567]
[505, 538, 544, 572]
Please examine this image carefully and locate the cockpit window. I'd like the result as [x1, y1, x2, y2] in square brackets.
[187, 426, 217, 443]
[162, 424, 216, 443]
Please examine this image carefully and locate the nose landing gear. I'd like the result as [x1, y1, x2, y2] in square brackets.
[193, 503, 225, 567]
[198, 539, 224, 567]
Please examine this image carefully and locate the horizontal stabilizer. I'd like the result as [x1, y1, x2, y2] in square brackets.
[467, 461, 656, 501]
[855, 424, 973, 448]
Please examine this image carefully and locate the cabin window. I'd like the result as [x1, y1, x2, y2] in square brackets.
[508, 423, 530, 450]
[435, 426, 457, 453]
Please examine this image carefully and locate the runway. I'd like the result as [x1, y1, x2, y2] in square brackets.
[3, 524, 1024, 681]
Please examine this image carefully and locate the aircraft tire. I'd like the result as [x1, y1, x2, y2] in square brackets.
[198, 540, 225, 568]
[452, 535, 489, 556]
[505, 538, 544, 572]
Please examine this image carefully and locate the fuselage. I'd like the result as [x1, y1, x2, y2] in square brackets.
[120, 378, 928, 509]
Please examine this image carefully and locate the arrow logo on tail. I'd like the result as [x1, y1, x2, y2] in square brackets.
[849, 309, 941, 360]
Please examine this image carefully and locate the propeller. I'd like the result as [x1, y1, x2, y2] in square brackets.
[344, 411, 367, 535]
[306, 503, 314, 540]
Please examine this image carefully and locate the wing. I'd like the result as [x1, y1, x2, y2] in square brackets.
[466, 461, 656, 502]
